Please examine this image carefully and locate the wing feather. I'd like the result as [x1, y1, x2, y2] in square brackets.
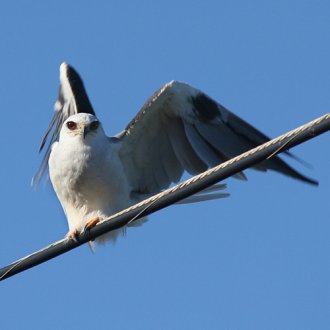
[117, 80, 317, 194]
[183, 122, 224, 167]
[167, 118, 207, 175]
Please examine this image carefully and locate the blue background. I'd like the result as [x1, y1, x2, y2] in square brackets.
[1, 1, 329, 329]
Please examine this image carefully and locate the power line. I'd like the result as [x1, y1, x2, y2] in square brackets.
[1, 113, 329, 281]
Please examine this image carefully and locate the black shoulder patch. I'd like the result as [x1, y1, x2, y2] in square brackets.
[66, 64, 95, 115]
[191, 93, 220, 122]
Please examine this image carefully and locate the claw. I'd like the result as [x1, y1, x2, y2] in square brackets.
[67, 229, 80, 242]
[66, 217, 100, 244]
[84, 216, 100, 232]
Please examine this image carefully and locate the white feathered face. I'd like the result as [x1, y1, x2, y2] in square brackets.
[60, 113, 102, 140]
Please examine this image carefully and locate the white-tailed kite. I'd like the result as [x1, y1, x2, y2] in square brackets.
[34, 63, 317, 244]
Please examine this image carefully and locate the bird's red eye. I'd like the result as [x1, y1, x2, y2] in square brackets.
[90, 121, 99, 130]
[66, 121, 77, 130]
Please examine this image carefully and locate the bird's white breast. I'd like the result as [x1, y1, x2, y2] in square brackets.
[49, 135, 131, 233]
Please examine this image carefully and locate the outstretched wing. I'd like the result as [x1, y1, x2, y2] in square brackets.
[33, 63, 95, 186]
[117, 80, 317, 194]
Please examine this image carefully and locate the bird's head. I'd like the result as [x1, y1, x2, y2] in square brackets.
[60, 113, 104, 142]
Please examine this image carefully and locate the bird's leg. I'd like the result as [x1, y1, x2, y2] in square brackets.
[84, 216, 100, 231]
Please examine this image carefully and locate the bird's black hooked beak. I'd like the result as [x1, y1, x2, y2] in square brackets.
[83, 126, 90, 139]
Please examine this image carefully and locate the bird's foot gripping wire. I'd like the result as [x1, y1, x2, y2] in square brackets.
[66, 229, 80, 242]
[65, 217, 100, 243]
[84, 216, 100, 232]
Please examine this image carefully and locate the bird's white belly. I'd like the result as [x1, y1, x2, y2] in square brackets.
[49, 140, 132, 235]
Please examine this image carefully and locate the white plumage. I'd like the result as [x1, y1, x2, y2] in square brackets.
[34, 63, 317, 244]
[49, 113, 133, 242]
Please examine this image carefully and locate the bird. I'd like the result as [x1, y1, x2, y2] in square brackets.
[34, 63, 317, 244]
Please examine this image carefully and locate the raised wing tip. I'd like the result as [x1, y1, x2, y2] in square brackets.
[60, 62, 69, 77]
[60, 62, 82, 82]
[60, 62, 78, 81]
[58, 62, 96, 115]
[60, 61, 68, 69]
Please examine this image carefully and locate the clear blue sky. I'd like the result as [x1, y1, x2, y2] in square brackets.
[1, 1, 329, 329]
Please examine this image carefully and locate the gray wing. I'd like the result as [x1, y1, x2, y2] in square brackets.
[117, 80, 317, 194]
[33, 63, 95, 186]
